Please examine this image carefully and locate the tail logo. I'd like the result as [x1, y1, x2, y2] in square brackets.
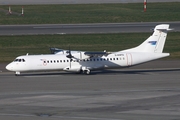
[148, 41, 157, 45]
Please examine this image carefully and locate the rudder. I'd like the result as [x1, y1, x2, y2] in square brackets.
[153, 24, 169, 53]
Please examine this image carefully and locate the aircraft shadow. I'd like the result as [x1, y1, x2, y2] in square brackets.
[18, 68, 180, 76]
[95, 68, 180, 75]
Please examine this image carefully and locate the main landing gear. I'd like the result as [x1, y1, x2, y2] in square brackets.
[79, 69, 91, 75]
[81, 67, 91, 75]
[84, 69, 91, 75]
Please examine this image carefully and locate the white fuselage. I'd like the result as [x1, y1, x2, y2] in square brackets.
[6, 51, 169, 73]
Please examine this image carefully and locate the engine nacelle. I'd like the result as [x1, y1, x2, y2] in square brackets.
[63, 65, 82, 72]
[73, 52, 90, 60]
[56, 51, 90, 60]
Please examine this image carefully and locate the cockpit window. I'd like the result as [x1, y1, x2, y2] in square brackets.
[14, 59, 19, 62]
[14, 59, 25, 62]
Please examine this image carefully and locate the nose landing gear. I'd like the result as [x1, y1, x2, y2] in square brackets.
[15, 71, 20, 76]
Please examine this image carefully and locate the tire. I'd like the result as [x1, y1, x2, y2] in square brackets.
[84, 70, 91, 75]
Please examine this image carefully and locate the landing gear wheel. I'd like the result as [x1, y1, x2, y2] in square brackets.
[84, 69, 91, 75]
[15, 71, 20, 76]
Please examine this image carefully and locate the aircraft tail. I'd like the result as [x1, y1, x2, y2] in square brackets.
[121, 24, 171, 53]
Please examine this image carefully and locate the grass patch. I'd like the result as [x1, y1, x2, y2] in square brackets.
[0, 2, 180, 24]
[0, 32, 179, 63]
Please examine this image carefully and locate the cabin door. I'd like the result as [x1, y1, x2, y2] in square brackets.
[126, 53, 132, 66]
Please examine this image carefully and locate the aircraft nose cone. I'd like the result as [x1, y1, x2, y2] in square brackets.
[6, 64, 13, 71]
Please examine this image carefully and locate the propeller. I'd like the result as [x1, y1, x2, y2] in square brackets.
[66, 46, 73, 68]
[66, 46, 74, 59]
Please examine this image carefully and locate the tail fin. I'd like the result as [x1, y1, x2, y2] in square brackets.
[121, 24, 171, 53]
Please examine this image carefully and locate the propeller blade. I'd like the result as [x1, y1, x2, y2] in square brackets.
[66, 45, 73, 68]
[66, 46, 73, 58]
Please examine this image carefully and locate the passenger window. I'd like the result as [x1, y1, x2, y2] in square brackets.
[19, 59, 21, 62]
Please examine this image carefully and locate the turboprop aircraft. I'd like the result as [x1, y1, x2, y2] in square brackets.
[6, 24, 171, 75]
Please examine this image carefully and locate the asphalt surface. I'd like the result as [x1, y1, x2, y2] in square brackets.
[0, 60, 180, 120]
[1, 22, 180, 35]
[1, 0, 180, 5]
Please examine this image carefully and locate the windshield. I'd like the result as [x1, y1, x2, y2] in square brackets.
[14, 59, 25, 62]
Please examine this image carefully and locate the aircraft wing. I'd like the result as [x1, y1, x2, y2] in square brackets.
[50, 48, 80, 55]
[50, 48, 64, 54]
[50, 47, 110, 59]
[84, 51, 108, 57]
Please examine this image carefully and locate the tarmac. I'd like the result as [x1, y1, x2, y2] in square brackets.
[0, 60, 180, 120]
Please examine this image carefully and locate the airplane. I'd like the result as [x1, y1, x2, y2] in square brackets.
[6, 24, 171, 75]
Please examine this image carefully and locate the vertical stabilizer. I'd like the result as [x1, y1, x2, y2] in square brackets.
[153, 24, 169, 53]
[121, 24, 170, 53]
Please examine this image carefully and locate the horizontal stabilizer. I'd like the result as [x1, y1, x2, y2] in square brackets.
[156, 28, 173, 32]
